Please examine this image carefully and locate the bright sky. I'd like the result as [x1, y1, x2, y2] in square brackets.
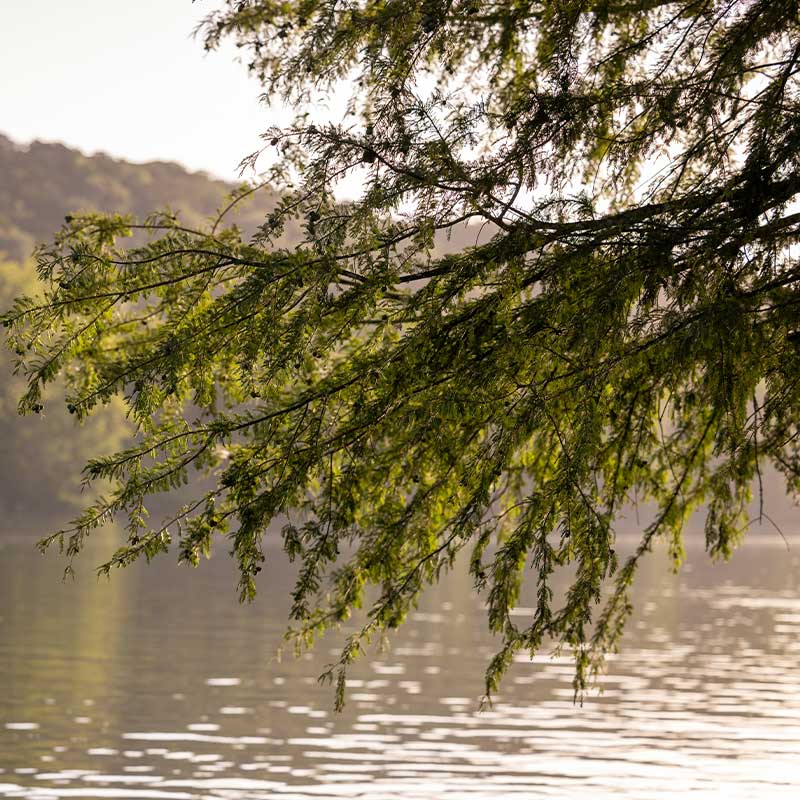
[1, 0, 289, 181]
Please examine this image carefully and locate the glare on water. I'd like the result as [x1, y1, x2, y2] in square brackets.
[1, 530, 799, 799]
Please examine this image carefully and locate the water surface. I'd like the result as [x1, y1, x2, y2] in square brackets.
[1, 530, 799, 798]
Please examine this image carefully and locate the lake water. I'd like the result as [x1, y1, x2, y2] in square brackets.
[1, 529, 800, 799]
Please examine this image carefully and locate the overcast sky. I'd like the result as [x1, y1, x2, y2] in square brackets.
[1, 1, 286, 180]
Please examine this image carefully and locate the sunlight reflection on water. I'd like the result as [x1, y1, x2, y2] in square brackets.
[1, 533, 799, 798]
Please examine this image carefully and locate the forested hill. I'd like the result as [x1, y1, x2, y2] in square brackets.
[0, 133, 274, 262]
[1, 134, 793, 539]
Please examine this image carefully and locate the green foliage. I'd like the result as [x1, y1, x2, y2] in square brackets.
[4, 0, 800, 707]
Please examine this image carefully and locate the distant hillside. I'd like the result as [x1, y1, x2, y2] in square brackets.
[1, 133, 795, 539]
[0, 133, 275, 261]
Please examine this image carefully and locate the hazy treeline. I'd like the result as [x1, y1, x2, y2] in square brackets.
[0, 133, 276, 262]
[3, 134, 792, 538]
